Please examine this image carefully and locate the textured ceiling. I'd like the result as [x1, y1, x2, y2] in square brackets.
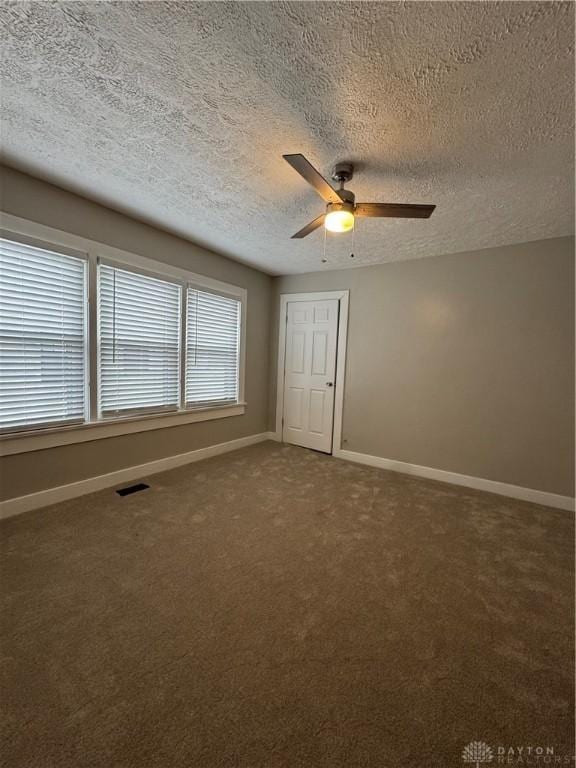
[1, 1, 574, 275]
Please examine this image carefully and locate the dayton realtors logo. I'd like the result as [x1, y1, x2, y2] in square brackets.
[462, 742, 494, 767]
[462, 741, 574, 765]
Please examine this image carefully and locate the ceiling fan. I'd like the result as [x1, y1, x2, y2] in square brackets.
[283, 154, 436, 238]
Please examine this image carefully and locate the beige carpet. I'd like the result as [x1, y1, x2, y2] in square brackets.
[1, 441, 574, 767]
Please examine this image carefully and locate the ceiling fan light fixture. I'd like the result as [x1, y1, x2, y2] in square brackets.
[324, 203, 355, 233]
[283, 154, 436, 239]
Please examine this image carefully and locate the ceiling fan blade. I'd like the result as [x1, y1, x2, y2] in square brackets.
[283, 154, 344, 204]
[355, 203, 436, 219]
[291, 214, 326, 239]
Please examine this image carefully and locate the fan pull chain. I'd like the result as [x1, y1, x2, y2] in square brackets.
[322, 225, 328, 264]
[351, 222, 355, 260]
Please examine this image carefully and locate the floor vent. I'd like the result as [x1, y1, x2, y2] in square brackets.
[116, 483, 150, 497]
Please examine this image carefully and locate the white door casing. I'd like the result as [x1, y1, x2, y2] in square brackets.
[282, 298, 339, 453]
[276, 291, 349, 454]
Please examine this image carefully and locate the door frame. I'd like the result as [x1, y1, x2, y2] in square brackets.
[275, 290, 349, 454]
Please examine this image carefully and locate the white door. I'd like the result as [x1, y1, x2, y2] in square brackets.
[282, 299, 339, 453]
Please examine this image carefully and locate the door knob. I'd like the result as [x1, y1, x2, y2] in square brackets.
[326, 382, 334, 387]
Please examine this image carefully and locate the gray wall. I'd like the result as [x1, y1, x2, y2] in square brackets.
[1, 165, 574, 501]
[271, 237, 575, 497]
[0, 166, 273, 500]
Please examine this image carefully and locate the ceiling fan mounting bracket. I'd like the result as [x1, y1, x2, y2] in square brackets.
[331, 162, 354, 184]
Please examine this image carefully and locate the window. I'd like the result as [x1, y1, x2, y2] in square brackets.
[98, 264, 181, 416]
[0, 236, 87, 433]
[186, 288, 240, 407]
[0, 222, 245, 445]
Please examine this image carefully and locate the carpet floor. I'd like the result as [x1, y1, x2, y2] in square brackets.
[1, 441, 574, 767]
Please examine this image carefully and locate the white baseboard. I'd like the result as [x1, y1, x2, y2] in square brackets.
[4, 435, 571, 520]
[265, 430, 282, 442]
[333, 448, 575, 512]
[0, 432, 272, 520]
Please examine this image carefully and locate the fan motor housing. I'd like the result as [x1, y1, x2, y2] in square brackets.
[326, 200, 355, 215]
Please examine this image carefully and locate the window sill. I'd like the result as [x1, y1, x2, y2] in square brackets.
[0, 403, 247, 457]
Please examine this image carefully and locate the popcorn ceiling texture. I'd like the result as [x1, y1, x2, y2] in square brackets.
[1, 1, 574, 275]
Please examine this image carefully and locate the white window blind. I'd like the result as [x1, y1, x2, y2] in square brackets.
[186, 288, 240, 407]
[0, 237, 87, 433]
[99, 264, 181, 416]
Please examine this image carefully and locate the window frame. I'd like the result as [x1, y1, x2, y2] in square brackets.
[0, 232, 90, 435]
[0, 213, 247, 457]
[185, 282, 242, 409]
[97, 258, 184, 419]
